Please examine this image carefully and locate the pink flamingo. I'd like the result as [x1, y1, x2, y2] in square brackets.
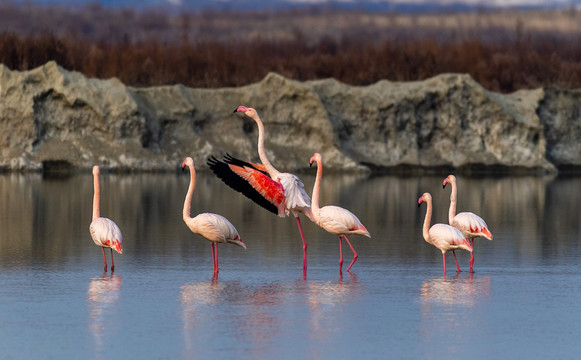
[89, 166, 123, 272]
[207, 106, 312, 272]
[443, 175, 493, 273]
[418, 192, 472, 274]
[309, 153, 370, 272]
[182, 157, 246, 274]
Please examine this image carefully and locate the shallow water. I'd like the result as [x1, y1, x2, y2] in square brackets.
[0, 172, 580, 359]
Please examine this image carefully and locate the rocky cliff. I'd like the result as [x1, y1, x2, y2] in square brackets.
[0, 61, 579, 173]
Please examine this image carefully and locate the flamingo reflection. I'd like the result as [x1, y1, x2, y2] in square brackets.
[181, 275, 221, 310]
[87, 273, 122, 351]
[420, 274, 491, 345]
[420, 274, 491, 307]
[181, 275, 222, 324]
[302, 274, 360, 342]
[180, 275, 225, 355]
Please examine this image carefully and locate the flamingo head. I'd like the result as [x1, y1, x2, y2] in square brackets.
[112, 240, 123, 254]
[309, 153, 322, 167]
[92, 165, 100, 176]
[418, 192, 431, 207]
[233, 106, 258, 120]
[181, 157, 194, 171]
[229, 237, 247, 250]
[442, 174, 456, 189]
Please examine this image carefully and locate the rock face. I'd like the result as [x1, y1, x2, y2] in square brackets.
[0, 61, 579, 173]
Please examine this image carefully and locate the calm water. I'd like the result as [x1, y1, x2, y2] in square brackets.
[0, 171, 580, 359]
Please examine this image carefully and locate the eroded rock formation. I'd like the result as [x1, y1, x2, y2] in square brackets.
[1, 61, 579, 173]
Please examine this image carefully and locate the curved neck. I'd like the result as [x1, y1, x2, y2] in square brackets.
[92, 172, 100, 220]
[448, 181, 457, 224]
[253, 113, 280, 177]
[422, 198, 432, 242]
[311, 158, 322, 215]
[183, 163, 196, 221]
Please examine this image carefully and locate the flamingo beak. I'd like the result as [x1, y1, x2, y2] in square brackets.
[232, 239, 247, 250]
[442, 179, 448, 188]
[233, 106, 249, 114]
[417, 197, 423, 207]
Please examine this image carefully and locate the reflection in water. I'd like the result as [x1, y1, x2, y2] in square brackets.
[304, 273, 360, 344]
[180, 275, 222, 356]
[180, 275, 288, 358]
[419, 274, 491, 353]
[420, 274, 490, 308]
[87, 273, 122, 354]
[179, 274, 360, 359]
[0, 172, 579, 270]
[243, 281, 288, 359]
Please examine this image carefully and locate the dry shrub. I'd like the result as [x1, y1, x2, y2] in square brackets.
[1, 8, 581, 93]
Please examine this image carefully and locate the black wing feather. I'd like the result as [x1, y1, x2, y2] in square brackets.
[207, 155, 279, 215]
[223, 153, 269, 176]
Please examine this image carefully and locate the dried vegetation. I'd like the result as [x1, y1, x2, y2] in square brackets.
[1, 3, 581, 92]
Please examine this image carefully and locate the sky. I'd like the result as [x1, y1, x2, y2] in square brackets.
[19, 0, 581, 7]
[17, 0, 577, 11]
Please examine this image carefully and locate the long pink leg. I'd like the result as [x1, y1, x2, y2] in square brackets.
[452, 250, 461, 272]
[295, 216, 308, 272]
[338, 236, 344, 273]
[102, 248, 107, 272]
[215, 244, 219, 274]
[469, 254, 474, 273]
[110, 248, 115, 272]
[442, 253, 447, 275]
[211, 243, 217, 273]
[343, 235, 358, 272]
[469, 239, 475, 273]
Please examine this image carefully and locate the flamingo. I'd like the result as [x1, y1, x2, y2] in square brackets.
[443, 175, 493, 273]
[418, 192, 472, 274]
[89, 166, 123, 272]
[309, 153, 370, 272]
[182, 157, 246, 274]
[207, 106, 312, 272]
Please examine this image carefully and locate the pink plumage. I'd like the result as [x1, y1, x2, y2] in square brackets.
[184, 213, 243, 246]
[443, 175, 493, 272]
[317, 206, 370, 237]
[89, 165, 123, 272]
[418, 192, 472, 274]
[90, 218, 123, 251]
[207, 106, 312, 273]
[182, 157, 246, 274]
[451, 213, 492, 239]
[231, 106, 312, 217]
[310, 153, 370, 272]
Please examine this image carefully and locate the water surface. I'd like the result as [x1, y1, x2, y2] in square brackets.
[0, 172, 579, 359]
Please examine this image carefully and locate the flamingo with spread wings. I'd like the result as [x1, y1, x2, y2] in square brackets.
[182, 157, 246, 274]
[309, 153, 370, 272]
[443, 175, 493, 273]
[418, 192, 472, 275]
[89, 166, 123, 272]
[208, 106, 312, 272]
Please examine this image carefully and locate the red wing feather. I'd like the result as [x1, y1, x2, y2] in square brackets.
[207, 155, 282, 216]
[228, 164, 286, 215]
[250, 162, 267, 173]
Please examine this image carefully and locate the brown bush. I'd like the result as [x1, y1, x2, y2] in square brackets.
[1, 5, 581, 92]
